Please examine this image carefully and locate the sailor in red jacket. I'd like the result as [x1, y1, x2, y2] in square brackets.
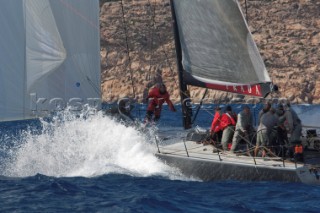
[210, 106, 222, 142]
[145, 83, 176, 122]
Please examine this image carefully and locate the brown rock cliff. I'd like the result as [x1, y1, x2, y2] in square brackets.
[100, 0, 320, 104]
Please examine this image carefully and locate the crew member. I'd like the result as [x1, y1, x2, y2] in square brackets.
[230, 105, 253, 153]
[145, 83, 176, 122]
[258, 102, 272, 125]
[274, 104, 288, 155]
[255, 108, 278, 157]
[220, 106, 237, 151]
[283, 103, 302, 158]
[210, 106, 222, 143]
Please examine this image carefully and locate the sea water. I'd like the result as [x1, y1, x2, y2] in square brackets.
[0, 104, 320, 212]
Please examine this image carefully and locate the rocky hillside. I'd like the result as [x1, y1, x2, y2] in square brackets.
[100, 0, 320, 104]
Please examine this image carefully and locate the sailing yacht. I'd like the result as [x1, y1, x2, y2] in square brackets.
[154, 0, 320, 185]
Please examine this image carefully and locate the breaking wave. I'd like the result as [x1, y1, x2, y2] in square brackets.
[1, 109, 184, 180]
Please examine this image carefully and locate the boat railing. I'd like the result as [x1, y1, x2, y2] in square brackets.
[154, 125, 320, 167]
[155, 138, 293, 167]
[183, 139, 189, 157]
[155, 136, 161, 154]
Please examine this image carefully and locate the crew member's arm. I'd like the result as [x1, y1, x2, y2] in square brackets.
[164, 94, 176, 112]
[237, 113, 246, 131]
[257, 110, 263, 125]
[219, 114, 228, 130]
[285, 110, 294, 133]
[210, 112, 220, 132]
[210, 119, 216, 132]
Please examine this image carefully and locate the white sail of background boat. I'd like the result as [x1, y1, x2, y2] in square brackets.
[154, 0, 320, 185]
[0, 0, 101, 122]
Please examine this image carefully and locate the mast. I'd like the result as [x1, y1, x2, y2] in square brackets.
[170, 0, 192, 129]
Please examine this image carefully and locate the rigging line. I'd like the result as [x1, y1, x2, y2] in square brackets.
[150, 2, 193, 101]
[149, 1, 174, 81]
[147, 0, 156, 74]
[192, 89, 208, 124]
[149, 0, 185, 104]
[156, 32, 179, 85]
[205, 108, 279, 157]
[59, 0, 99, 31]
[86, 76, 101, 96]
[151, 1, 191, 101]
[120, 0, 136, 98]
[152, 1, 166, 82]
[151, 2, 179, 87]
[245, 128, 279, 158]
[201, 106, 215, 117]
[70, 57, 101, 96]
[245, 0, 248, 23]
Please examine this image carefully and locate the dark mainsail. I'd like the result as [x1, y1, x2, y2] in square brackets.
[172, 0, 272, 98]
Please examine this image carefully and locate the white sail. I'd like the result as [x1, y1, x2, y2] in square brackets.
[0, 0, 101, 122]
[25, 0, 66, 92]
[0, 0, 26, 121]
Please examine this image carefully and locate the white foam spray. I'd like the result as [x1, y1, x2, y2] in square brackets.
[2, 110, 185, 180]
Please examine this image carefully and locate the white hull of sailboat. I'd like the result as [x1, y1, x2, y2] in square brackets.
[155, 141, 320, 185]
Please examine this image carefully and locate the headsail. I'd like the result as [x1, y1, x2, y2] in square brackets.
[25, 0, 67, 92]
[0, 0, 25, 122]
[0, 0, 101, 122]
[172, 0, 272, 97]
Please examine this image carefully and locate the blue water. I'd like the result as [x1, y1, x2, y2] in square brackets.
[1, 104, 320, 212]
[1, 175, 319, 212]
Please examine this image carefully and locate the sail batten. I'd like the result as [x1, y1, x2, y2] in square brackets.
[173, 0, 271, 97]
